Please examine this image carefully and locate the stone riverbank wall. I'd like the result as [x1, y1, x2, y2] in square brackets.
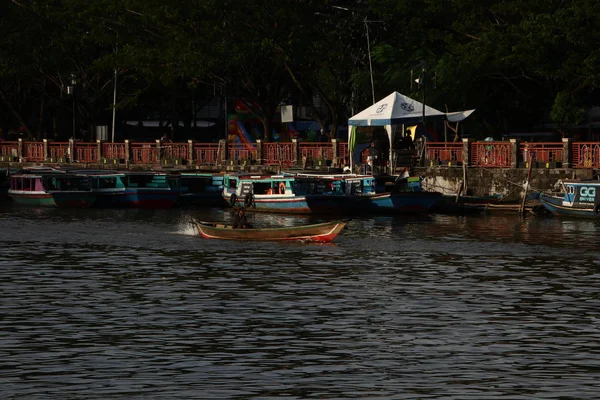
[417, 166, 596, 202]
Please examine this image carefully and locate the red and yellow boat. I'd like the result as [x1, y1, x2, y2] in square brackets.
[191, 218, 348, 242]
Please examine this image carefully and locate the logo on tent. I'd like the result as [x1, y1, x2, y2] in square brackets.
[400, 103, 414, 112]
[376, 104, 388, 113]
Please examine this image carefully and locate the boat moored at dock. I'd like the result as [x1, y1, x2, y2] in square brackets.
[8, 168, 95, 207]
[178, 172, 226, 207]
[223, 173, 311, 213]
[122, 171, 180, 208]
[539, 180, 600, 218]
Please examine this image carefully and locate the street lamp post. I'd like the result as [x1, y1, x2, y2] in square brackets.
[333, 6, 381, 105]
[364, 17, 376, 105]
[112, 42, 118, 143]
[67, 74, 76, 140]
[112, 67, 117, 143]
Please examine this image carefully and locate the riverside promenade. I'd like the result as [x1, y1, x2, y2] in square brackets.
[2, 138, 599, 202]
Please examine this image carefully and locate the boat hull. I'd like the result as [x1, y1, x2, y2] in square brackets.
[191, 219, 347, 242]
[225, 192, 312, 213]
[8, 190, 94, 207]
[539, 192, 600, 218]
[430, 194, 503, 214]
[133, 189, 180, 208]
[93, 189, 138, 208]
[358, 191, 442, 213]
[8, 191, 56, 207]
[51, 191, 96, 208]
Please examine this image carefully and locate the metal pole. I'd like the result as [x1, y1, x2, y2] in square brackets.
[224, 96, 228, 140]
[365, 18, 375, 105]
[421, 64, 426, 127]
[72, 91, 76, 140]
[111, 42, 118, 143]
[111, 68, 117, 143]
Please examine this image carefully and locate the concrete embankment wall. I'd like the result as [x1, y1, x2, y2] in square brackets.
[417, 166, 598, 202]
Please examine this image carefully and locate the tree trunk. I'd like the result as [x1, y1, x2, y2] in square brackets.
[0, 88, 31, 137]
[38, 92, 45, 140]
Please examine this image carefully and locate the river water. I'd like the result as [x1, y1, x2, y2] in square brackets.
[1, 201, 599, 399]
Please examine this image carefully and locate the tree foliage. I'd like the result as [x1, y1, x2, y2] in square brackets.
[1, 0, 599, 140]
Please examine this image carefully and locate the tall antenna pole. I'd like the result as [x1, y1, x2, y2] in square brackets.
[421, 61, 426, 127]
[365, 18, 375, 105]
[111, 43, 118, 143]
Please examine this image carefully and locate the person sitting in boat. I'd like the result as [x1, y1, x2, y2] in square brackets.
[233, 207, 251, 229]
[266, 187, 273, 195]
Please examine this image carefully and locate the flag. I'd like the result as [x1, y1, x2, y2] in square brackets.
[399, 166, 410, 180]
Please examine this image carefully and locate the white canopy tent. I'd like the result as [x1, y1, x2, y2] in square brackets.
[347, 91, 475, 173]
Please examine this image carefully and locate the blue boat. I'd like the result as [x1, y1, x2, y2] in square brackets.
[122, 171, 180, 208]
[178, 172, 226, 207]
[353, 174, 441, 213]
[539, 180, 600, 218]
[76, 170, 136, 208]
[294, 173, 365, 214]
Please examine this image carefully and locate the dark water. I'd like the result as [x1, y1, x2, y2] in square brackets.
[1, 201, 600, 399]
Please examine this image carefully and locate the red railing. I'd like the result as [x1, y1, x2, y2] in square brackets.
[75, 143, 99, 163]
[102, 142, 127, 160]
[131, 142, 158, 164]
[48, 142, 69, 162]
[162, 143, 189, 161]
[228, 143, 257, 164]
[426, 142, 463, 164]
[194, 143, 221, 165]
[263, 142, 295, 165]
[520, 142, 563, 164]
[471, 142, 511, 167]
[338, 142, 348, 164]
[572, 142, 600, 168]
[14, 139, 600, 170]
[299, 142, 333, 161]
[24, 142, 45, 161]
[0, 141, 19, 161]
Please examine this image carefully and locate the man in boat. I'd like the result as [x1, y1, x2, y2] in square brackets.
[233, 207, 251, 229]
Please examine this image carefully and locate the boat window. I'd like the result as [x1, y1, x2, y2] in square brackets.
[99, 177, 116, 189]
[182, 177, 211, 192]
[253, 182, 271, 194]
[15, 178, 23, 190]
[127, 174, 154, 187]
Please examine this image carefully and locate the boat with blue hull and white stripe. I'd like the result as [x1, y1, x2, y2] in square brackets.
[223, 173, 312, 213]
[223, 173, 367, 214]
[539, 180, 600, 218]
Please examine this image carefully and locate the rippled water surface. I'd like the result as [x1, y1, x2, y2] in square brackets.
[1, 201, 600, 399]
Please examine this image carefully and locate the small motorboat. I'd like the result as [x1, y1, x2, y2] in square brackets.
[190, 218, 348, 242]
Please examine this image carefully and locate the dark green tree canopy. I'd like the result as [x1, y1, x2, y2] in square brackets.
[1, 0, 598, 140]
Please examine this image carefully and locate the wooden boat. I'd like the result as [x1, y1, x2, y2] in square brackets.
[539, 180, 600, 218]
[191, 218, 348, 242]
[430, 193, 503, 214]
[356, 190, 442, 213]
[8, 168, 95, 207]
